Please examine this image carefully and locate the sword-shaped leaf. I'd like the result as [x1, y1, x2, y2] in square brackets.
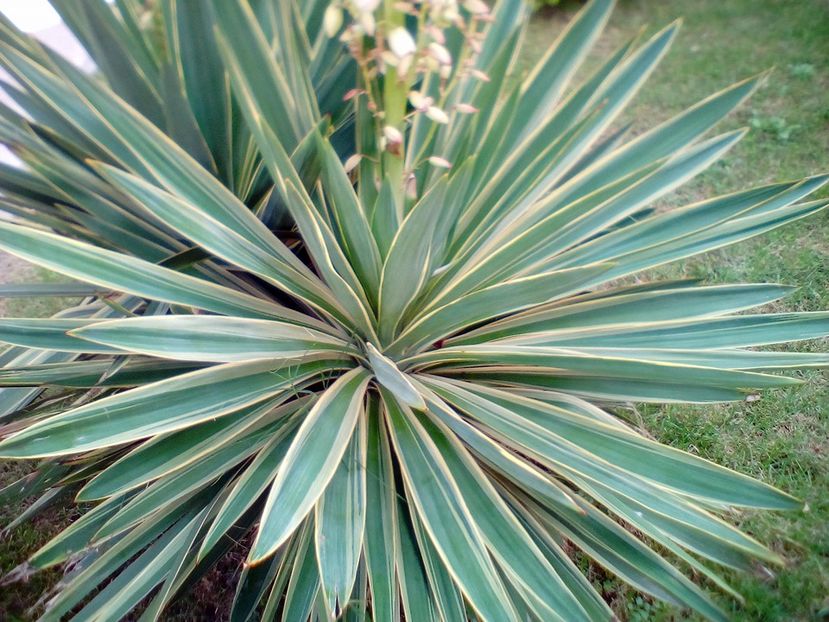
[381, 387, 519, 621]
[72, 315, 354, 362]
[250, 367, 371, 563]
[0, 358, 345, 458]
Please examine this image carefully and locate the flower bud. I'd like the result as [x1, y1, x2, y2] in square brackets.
[408, 91, 434, 111]
[381, 50, 399, 69]
[454, 103, 479, 114]
[468, 35, 482, 54]
[393, 1, 417, 13]
[352, 0, 381, 11]
[343, 88, 365, 101]
[383, 125, 404, 144]
[397, 54, 414, 77]
[426, 24, 446, 45]
[426, 106, 450, 124]
[324, 6, 343, 37]
[469, 68, 491, 82]
[358, 11, 376, 35]
[428, 42, 452, 65]
[344, 154, 363, 173]
[463, 0, 490, 15]
[428, 156, 452, 169]
[388, 27, 417, 58]
[383, 125, 404, 154]
[405, 173, 418, 199]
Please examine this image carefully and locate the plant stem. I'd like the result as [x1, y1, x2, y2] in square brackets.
[382, 0, 407, 212]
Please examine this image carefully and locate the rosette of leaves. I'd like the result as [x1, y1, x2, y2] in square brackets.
[0, 1, 826, 620]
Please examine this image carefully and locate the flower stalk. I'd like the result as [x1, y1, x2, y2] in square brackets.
[382, 1, 409, 206]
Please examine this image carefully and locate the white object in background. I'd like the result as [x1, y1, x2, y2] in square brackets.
[0, 0, 62, 32]
[0, 1, 97, 166]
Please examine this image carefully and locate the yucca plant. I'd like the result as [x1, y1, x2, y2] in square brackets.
[0, 0, 826, 619]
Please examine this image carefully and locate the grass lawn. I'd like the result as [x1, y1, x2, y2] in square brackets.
[526, 1, 829, 620]
[1, 0, 827, 620]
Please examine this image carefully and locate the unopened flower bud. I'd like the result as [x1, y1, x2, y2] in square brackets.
[463, 0, 490, 15]
[353, 0, 381, 11]
[381, 50, 399, 68]
[428, 156, 452, 169]
[397, 54, 413, 77]
[383, 125, 404, 144]
[358, 11, 376, 35]
[324, 6, 343, 37]
[428, 42, 452, 66]
[343, 88, 365, 101]
[469, 68, 491, 82]
[408, 91, 434, 111]
[454, 103, 479, 114]
[388, 27, 417, 58]
[426, 24, 446, 45]
[383, 125, 404, 154]
[468, 36, 482, 54]
[393, 1, 416, 13]
[344, 154, 362, 173]
[426, 106, 449, 124]
[405, 173, 418, 199]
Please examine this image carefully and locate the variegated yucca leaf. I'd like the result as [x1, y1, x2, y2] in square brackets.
[0, 0, 825, 620]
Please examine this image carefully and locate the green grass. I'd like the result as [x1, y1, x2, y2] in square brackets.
[0, 264, 83, 621]
[1, 1, 827, 619]
[525, 1, 829, 620]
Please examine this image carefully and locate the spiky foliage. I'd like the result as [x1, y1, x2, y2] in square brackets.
[0, 0, 826, 620]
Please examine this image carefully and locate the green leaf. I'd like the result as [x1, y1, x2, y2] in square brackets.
[365, 343, 426, 410]
[315, 413, 367, 617]
[381, 387, 519, 622]
[41, 491, 211, 621]
[72, 315, 353, 362]
[0, 283, 108, 297]
[250, 367, 371, 562]
[391, 264, 612, 356]
[510, 0, 614, 144]
[427, 378, 799, 510]
[163, 0, 234, 182]
[94, 424, 273, 541]
[281, 521, 322, 621]
[409, 511, 467, 622]
[92, 162, 345, 328]
[412, 345, 800, 395]
[78, 398, 303, 502]
[50, 0, 163, 124]
[421, 386, 581, 514]
[199, 417, 302, 560]
[377, 177, 450, 341]
[72, 505, 211, 622]
[527, 490, 729, 621]
[411, 406, 589, 621]
[208, 0, 313, 151]
[316, 133, 383, 299]
[0, 221, 297, 321]
[0, 359, 199, 388]
[29, 492, 133, 569]
[395, 494, 439, 622]
[0, 358, 346, 458]
[0, 318, 122, 353]
[451, 283, 796, 345]
[363, 395, 400, 622]
[522, 312, 829, 349]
